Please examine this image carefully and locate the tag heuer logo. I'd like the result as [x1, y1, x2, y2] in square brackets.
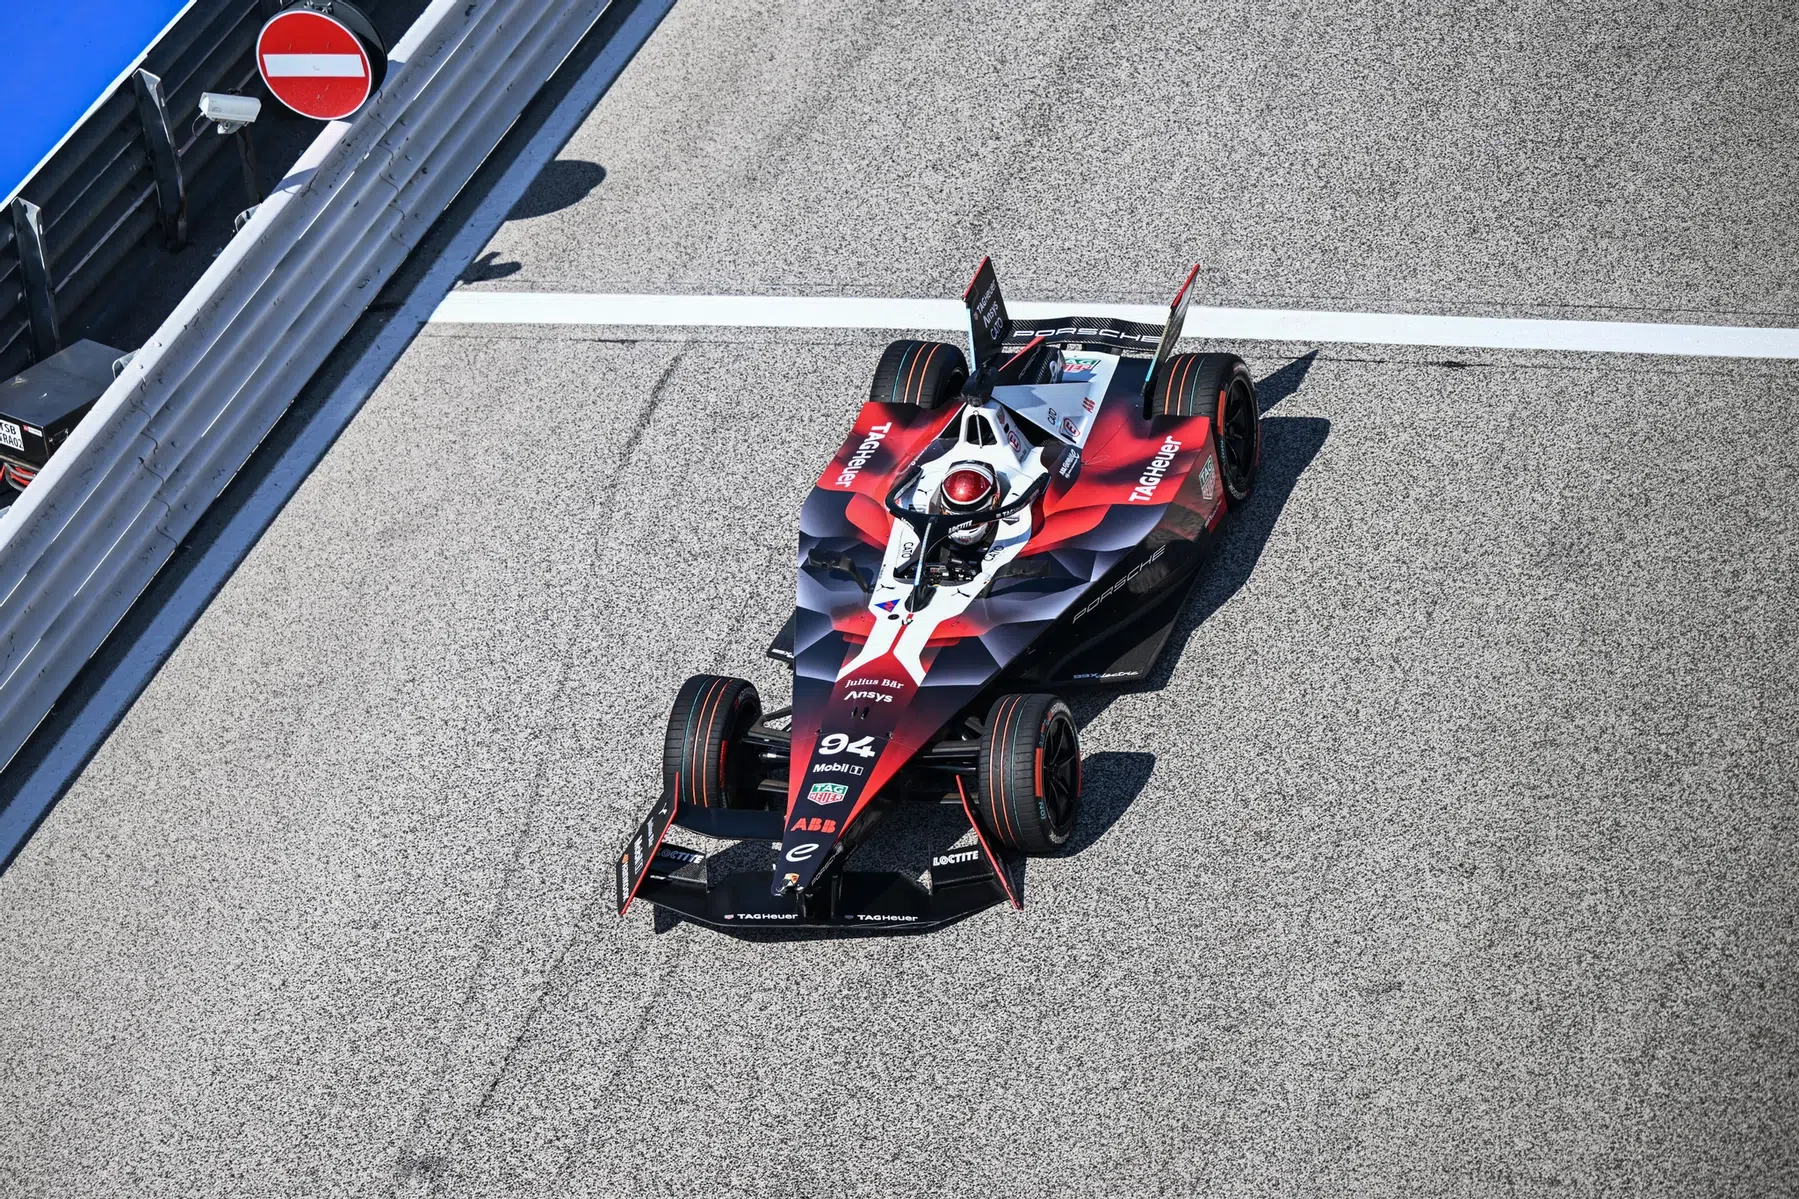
[807, 782, 849, 805]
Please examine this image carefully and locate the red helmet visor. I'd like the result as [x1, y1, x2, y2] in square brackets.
[943, 466, 995, 508]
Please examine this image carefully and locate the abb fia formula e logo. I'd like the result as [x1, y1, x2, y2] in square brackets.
[1128, 438, 1182, 503]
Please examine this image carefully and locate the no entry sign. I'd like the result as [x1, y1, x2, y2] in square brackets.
[256, 7, 378, 120]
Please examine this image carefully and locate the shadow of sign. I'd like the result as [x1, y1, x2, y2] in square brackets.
[461, 250, 521, 283]
[507, 159, 606, 220]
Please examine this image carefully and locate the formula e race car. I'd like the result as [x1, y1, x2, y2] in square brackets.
[615, 258, 1261, 931]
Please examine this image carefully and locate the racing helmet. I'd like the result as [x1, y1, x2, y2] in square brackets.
[932, 461, 998, 547]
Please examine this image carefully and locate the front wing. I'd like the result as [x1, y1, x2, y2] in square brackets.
[614, 784, 1021, 933]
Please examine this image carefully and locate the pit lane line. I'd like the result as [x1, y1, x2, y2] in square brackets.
[429, 292, 1799, 359]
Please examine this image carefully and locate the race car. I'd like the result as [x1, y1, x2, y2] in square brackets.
[615, 258, 1261, 931]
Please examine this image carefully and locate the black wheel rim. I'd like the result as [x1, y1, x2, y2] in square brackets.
[1040, 713, 1080, 829]
[1220, 377, 1258, 493]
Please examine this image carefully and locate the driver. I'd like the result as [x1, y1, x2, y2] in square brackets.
[932, 462, 999, 549]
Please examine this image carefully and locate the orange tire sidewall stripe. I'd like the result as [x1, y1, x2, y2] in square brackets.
[993, 691, 1021, 838]
[998, 696, 1022, 846]
[1216, 375, 1235, 496]
[693, 679, 727, 807]
[889, 343, 915, 405]
[1071, 715, 1081, 798]
[910, 342, 940, 405]
[981, 697, 999, 840]
[685, 680, 709, 806]
[685, 680, 705, 806]
[983, 697, 1002, 842]
[1169, 354, 1196, 417]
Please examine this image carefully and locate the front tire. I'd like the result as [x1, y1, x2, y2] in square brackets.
[973, 693, 1081, 854]
[870, 339, 969, 409]
[663, 674, 763, 808]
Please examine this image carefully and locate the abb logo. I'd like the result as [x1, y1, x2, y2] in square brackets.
[791, 817, 838, 834]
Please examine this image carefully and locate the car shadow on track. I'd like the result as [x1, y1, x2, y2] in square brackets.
[1067, 351, 1330, 778]
[1062, 749, 1157, 853]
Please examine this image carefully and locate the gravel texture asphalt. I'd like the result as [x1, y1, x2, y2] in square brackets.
[466, 0, 1799, 322]
[4, 1, 1799, 1197]
[2, 327, 1795, 1198]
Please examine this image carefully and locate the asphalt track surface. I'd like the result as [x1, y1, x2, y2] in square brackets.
[4, 3, 1798, 1197]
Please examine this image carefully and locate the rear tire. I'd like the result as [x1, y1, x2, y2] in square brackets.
[870, 339, 969, 409]
[974, 693, 1081, 854]
[663, 675, 763, 809]
[1148, 352, 1260, 503]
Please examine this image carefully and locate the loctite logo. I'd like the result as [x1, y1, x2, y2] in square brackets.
[1128, 438, 1182, 502]
[835, 422, 892, 486]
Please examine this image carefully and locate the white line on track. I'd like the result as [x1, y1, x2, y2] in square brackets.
[429, 291, 1799, 359]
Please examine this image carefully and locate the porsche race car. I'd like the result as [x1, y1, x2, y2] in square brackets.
[615, 259, 1261, 931]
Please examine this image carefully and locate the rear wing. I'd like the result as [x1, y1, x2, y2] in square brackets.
[962, 255, 1013, 381]
[963, 260, 1202, 395]
[1140, 263, 1201, 400]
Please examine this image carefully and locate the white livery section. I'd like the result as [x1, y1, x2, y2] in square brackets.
[835, 360, 1118, 686]
[991, 349, 1116, 450]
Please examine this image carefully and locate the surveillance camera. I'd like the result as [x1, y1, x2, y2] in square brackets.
[199, 92, 261, 132]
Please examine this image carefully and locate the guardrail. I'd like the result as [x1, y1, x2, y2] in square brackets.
[0, 0, 630, 773]
[0, 0, 289, 379]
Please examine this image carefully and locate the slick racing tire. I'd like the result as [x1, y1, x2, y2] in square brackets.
[974, 693, 1081, 855]
[663, 674, 763, 809]
[1149, 352, 1261, 504]
[870, 339, 969, 409]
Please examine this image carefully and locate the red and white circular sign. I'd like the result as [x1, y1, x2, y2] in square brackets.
[256, 9, 373, 120]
